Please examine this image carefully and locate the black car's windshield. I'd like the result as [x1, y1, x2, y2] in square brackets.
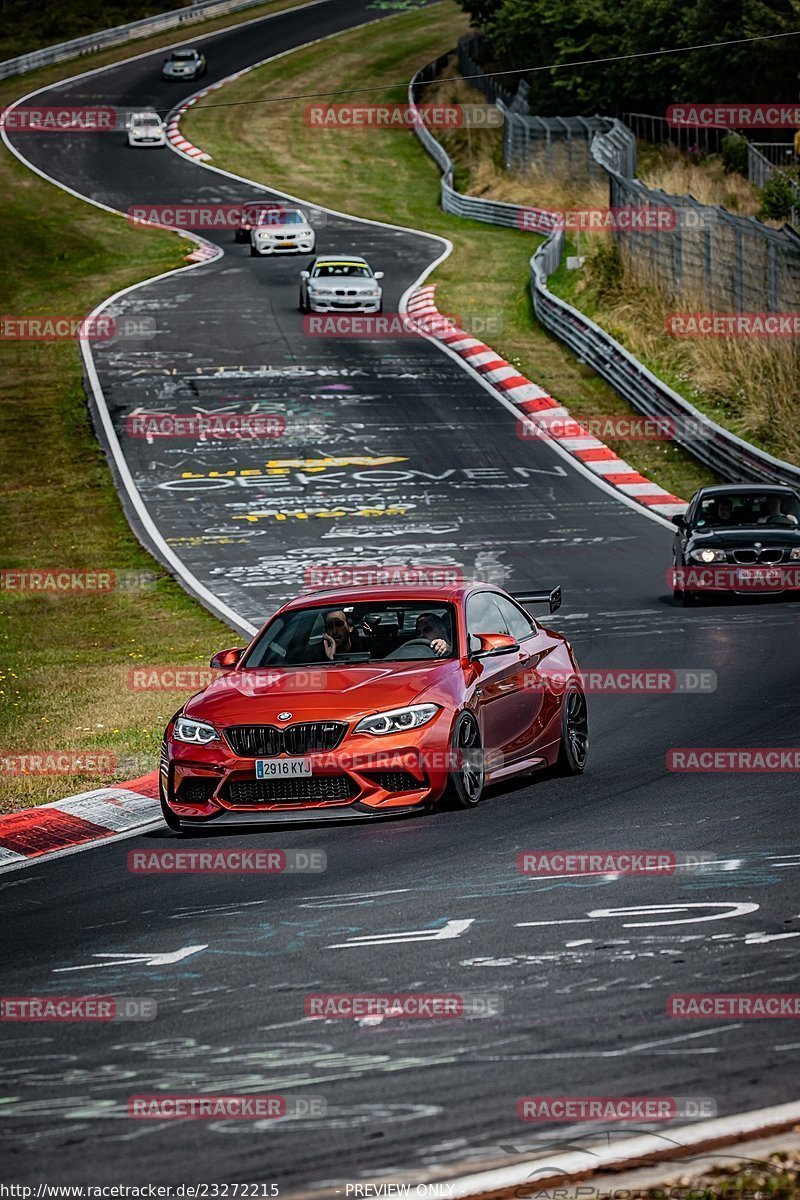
[244, 601, 458, 667]
[693, 492, 800, 529]
[312, 263, 371, 278]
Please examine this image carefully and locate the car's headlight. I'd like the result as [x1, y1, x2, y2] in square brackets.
[790, 548, 800, 560]
[690, 548, 726, 563]
[173, 717, 219, 745]
[354, 704, 440, 736]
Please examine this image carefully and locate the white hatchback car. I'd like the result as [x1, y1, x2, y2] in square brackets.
[250, 208, 315, 256]
[127, 112, 166, 147]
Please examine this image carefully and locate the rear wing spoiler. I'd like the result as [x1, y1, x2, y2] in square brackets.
[511, 586, 562, 615]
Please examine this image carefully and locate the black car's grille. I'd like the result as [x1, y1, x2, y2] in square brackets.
[731, 548, 786, 564]
[177, 778, 218, 805]
[363, 771, 422, 793]
[225, 722, 346, 757]
[223, 777, 357, 806]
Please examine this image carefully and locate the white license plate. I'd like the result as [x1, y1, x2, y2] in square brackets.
[737, 567, 782, 586]
[255, 758, 312, 779]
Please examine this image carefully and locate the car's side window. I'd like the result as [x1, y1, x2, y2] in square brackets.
[466, 592, 507, 651]
[493, 596, 538, 641]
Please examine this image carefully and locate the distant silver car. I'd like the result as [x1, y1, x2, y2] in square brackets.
[161, 48, 207, 80]
[250, 208, 315, 256]
[126, 112, 166, 147]
[299, 256, 384, 313]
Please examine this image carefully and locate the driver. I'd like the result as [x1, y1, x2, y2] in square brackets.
[414, 612, 452, 657]
[714, 497, 734, 524]
[758, 495, 798, 525]
[321, 609, 357, 660]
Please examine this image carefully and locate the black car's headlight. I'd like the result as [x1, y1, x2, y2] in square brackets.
[790, 548, 800, 561]
[690, 548, 726, 563]
[173, 717, 219, 745]
[354, 704, 439, 736]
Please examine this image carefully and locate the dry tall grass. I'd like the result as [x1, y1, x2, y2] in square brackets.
[423, 72, 799, 464]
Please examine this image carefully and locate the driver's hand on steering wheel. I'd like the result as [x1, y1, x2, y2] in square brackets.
[430, 638, 449, 656]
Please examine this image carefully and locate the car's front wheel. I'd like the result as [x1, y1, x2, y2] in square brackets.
[447, 712, 484, 808]
[555, 685, 589, 774]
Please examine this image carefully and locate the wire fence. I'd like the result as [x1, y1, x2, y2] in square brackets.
[408, 51, 800, 487]
[457, 36, 800, 313]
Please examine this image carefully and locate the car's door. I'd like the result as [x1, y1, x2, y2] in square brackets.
[466, 591, 531, 769]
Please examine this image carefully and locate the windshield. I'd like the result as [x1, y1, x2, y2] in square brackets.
[244, 601, 458, 666]
[256, 210, 305, 226]
[134, 116, 161, 126]
[312, 263, 371, 278]
[170, 51, 196, 60]
[693, 492, 800, 529]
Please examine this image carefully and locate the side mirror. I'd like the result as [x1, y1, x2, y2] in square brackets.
[472, 632, 519, 658]
[300, 270, 310, 279]
[210, 647, 245, 671]
[374, 271, 385, 279]
[672, 514, 687, 528]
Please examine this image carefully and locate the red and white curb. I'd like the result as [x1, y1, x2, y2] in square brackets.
[166, 72, 251, 162]
[0, 772, 160, 870]
[407, 285, 686, 518]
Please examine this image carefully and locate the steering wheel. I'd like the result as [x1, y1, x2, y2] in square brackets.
[384, 638, 438, 661]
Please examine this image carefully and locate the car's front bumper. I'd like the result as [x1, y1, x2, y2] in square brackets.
[252, 240, 315, 255]
[307, 298, 382, 313]
[162, 718, 452, 824]
[128, 136, 166, 146]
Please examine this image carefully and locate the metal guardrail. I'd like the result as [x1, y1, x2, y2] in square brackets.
[0, 0, 276, 80]
[408, 54, 800, 489]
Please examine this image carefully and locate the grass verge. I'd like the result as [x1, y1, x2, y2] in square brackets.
[184, 5, 716, 501]
[0, 2, 329, 811]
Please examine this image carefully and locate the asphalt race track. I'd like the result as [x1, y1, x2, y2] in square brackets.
[3, 0, 800, 1190]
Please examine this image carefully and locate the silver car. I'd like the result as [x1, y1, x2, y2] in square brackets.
[250, 208, 315, 256]
[126, 112, 166, 147]
[161, 48, 207, 80]
[299, 256, 384, 313]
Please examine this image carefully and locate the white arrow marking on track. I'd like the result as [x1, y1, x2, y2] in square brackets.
[53, 945, 208, 972]
[328, 919, 474, 949]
